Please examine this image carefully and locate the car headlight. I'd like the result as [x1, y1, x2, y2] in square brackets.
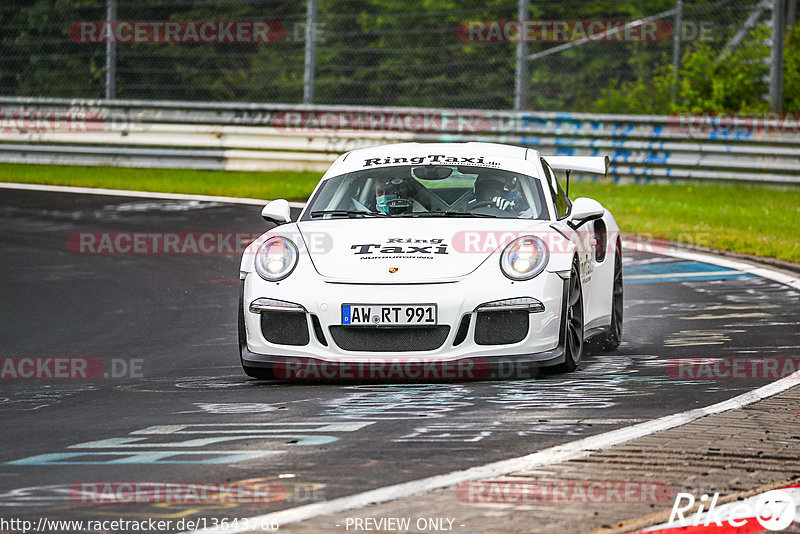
[500, 236, 549, 280]
[254, 237, 298, 281]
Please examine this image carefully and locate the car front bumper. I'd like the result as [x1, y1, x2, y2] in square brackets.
[240, 267, 568, 379]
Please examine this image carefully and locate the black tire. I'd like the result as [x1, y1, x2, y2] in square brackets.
[555, 257, 584, 373]
[239, 288, 274, 380]
[596, 245, 623, 352]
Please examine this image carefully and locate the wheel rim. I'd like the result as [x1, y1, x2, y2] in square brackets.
[612, 251, 623, 338]
[566, 263, 584, 364]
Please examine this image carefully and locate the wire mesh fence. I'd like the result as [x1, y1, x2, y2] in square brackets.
[0, 0, 793, 112]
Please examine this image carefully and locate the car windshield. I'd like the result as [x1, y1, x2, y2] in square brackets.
[301, 165, 550, 220]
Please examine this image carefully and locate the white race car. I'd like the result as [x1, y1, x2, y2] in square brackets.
[238, 142, 622, 381]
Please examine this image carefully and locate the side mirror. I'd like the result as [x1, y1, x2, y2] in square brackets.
[261, 199, 291, 226]
[568, 197, 604, 229]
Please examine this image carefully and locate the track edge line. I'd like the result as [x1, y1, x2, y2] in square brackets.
[0, 181, 306, 208]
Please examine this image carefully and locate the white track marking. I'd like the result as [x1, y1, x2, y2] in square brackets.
[625, 270, 744, 280]
[0, 181, 305, 209]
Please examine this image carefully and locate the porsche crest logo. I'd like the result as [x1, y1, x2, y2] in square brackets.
[388, 267, 399, 274]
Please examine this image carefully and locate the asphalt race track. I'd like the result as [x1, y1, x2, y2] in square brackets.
[1, 189, 799, 530]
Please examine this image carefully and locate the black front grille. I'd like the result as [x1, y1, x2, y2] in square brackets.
[474, 310, 529, 345]
[260, 311, 309, 346]
[329, 326, 450, 352]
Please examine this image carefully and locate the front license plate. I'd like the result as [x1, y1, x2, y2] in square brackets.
[341, 304, 437, 326]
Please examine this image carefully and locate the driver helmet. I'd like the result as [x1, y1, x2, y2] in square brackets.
[474, 173, 513, 201]
[376, 177, 412, 214]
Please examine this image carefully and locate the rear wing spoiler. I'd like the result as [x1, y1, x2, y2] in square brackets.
[544, 156, 609, 177]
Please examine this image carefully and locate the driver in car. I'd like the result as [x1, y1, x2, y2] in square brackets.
[470, 173, 519, 212]
[375, 176, 437, 215]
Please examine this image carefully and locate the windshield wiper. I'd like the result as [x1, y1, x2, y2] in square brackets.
[310, 210, 387, 218]
[402, 211, 498, 218]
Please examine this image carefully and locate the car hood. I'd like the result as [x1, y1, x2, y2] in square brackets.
[296, 218, 552, 284]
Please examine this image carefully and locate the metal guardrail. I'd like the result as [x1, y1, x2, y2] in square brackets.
[1, 96, 798, 184]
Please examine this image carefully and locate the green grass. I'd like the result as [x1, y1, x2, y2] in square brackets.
[570, 181, 800, 263]
[1, 163, 798, 263]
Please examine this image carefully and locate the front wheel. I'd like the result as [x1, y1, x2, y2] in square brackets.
[555, 258, 584, 373]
